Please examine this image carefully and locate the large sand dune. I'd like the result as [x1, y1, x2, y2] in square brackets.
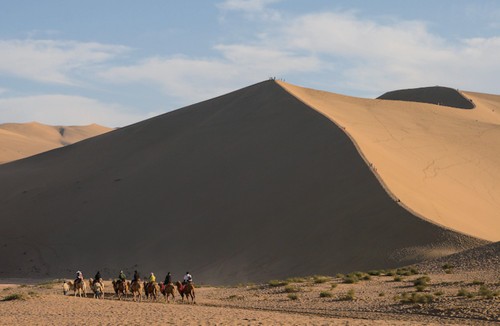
[0, 81, 487, 284]
[279, 82, 500, 241]
[0, 122, 112, 164]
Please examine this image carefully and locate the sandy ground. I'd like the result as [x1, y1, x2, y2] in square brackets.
[0, 122, 111, 164]
[1, 265, 498, 325]
[279, 81, 500, 241]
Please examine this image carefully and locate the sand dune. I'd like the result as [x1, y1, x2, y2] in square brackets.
[0, 81, 486, 284]
[0, 122, 112, 164]
[279, 81, 500, 241]
[377, 86, 475, 109]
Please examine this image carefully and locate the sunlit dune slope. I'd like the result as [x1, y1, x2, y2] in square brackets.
[0, 122, 112, 164]
[0, 81, 484, 284]
[279, 81, 500, 241]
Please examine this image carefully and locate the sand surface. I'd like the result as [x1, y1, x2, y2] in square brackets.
[0, 81, 484, 283]
[1, 241, 498, 326]
[278, 81, 500, 241]
[0, 122, 112, 164]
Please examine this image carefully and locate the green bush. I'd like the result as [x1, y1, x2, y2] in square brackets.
[478, 285, 498, 299]
[287, 293, 298, 300]
[415, 285, 427, 292]
[442, 263, 454, 270]
[393, 276, 403, 282]
[313, 275, 330, 284]
[413, 276, 431, 287]
[284, 285, 300, 293]
[319, 291, 333, 298]
[268, 280, 289, 287]
[1, 293, 27, 301]
[286, 277, 307, 283]
[434, 290, 444, 296]
[457, 288, 472, 297]
[401, 292, 434, 304]
[343, 275, 359, 284]
[472, 280, 485, 285]
[343, 289, 355, 301]
[330, 283, 338, 289]
[367, 270, 382, 276]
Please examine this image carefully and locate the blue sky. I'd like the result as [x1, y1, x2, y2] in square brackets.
[0, 0, 499, 127]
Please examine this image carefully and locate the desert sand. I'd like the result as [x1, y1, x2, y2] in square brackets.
[1, 242, 498, 325]
[0, 81, 486, 284]
[0, 122, 112, 164]
[278, 81, 500, 241]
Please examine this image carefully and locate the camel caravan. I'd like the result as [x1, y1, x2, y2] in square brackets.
[62, 270, 195, 303]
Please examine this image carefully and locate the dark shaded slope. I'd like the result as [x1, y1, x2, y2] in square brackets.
[378, 86, 474, 109]
[0, 81, 484, 284]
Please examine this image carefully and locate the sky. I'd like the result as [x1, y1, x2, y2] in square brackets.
[0, 0, 499, 127]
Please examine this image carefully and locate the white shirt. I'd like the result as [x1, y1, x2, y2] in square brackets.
[184, 274, 192, 282]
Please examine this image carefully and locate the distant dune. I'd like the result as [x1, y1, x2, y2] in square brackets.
[0, 80, 489, 284]
[279, 81, 500, 242]
[377, 86, 475, 109]
[0, 122, 112, 164]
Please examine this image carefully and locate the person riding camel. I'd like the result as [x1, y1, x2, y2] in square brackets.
[164, 272, 172, 285]
[75, 271, 84, 284]
[149, 272, 156, 285]
[94, 271, 102, 285]
[183, 272, 192, 285]
[118, 270, 126, 283]
[133, 270, 140, 282]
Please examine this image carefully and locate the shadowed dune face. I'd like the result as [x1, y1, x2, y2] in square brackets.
[0, 122, 112, 164]
[377, 86, 475, 109]
[279, 81, 500, 242]
[0, 81, 485, 284]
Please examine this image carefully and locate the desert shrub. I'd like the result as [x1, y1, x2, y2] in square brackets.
[313, 275, 330, 284]
[362, 274, 372, 281]
[415, 285, 427, 292]
[472, 280, 485, 285]
[434, 291, 444, 296]
[335, 273, 344, 279]
[396, 267, 418, 276]
[401, 292, 434, 304]
[442, 263, 454, 270]
[330, 283, 338, 289]
[413, 276, 431, 287]
[385, 270, 397, 276]
[457, 288, 472, 297]
[319, 291, 333, 298]
[478, 285, 498, 299]
[367, 270, 381, 276]
[343, 274, 359, 284]
[378, 292, 385, 297]
[343, 289, 355, 301]
[1, 293, 27, 301]
[19, 284, 28, 288]
[286, 277, 307, 283]
[287, 293, 298, 300]
[2, 287, 12, 292]
[444, 269, 452, 274]
[393, 276, 403, 282]
[227, 295, 244, 300]
[268, 280, 289, 287]
[284, 285, 300, 293]
[352, 271, 365, 278]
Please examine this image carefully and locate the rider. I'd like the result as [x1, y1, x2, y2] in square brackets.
[75, 270, 84, 283]
[94, 271, 102, 285]
[133, 270, 140, 282]
[183, 271, 192, 285]
[118, 270, 126, 283]
[164, 272, 172, 284]
[149, 272, 156, 284]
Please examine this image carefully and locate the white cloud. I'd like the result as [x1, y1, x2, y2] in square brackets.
[217, 0, 281, 12]
[0, 39, 128, 85]
[100, 47, 320, 104]
[0, 95, 150, 127]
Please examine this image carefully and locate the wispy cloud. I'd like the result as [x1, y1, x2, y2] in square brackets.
[0, 94, 150, 127]
[217, 0, 281, 12]
[0, 39, 128, 85]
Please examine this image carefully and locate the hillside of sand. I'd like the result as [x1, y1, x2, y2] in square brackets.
[0, 81, 485, 285]
[279, 82, 500, 242]
[0, 122, 112, 164]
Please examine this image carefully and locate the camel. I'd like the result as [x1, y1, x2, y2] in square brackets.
[62, 281, 70, 295]
[112, 279, 129, 300]
[143, 281, 160, 301]
[88, 278, 104, 299]
[159, 282, 175, 303]
[129, 280, 143, 302]
[175, 281, 195, 303]
[72, 278, 87, 297]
